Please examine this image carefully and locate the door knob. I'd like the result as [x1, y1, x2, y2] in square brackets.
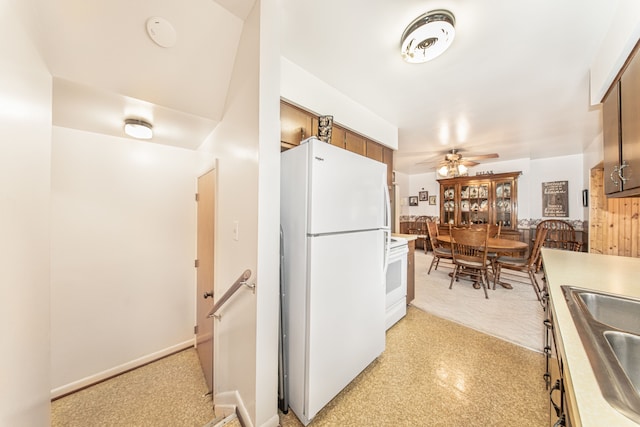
[203, 291, 213, 299]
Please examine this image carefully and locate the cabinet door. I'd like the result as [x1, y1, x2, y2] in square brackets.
[621, 49, 640, 191]
[331, 124, 346, 149]
[366, 140, 384, 162]
[440, 184, 457, 226]
[345, 131, 366, 156]
[603, 83, 622, 194]
[494, 179, 515, 228]
[382, 147, 394, 189]
[281, 101, 315, 147]
[462, 182, 490, 225]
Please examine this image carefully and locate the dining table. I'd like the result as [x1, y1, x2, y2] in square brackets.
[436, 235, 529, 253]
[436, 235, 529, 289]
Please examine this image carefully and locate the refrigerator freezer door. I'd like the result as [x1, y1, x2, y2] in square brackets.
[307, 139, 388, 234]
[303, 229, 385, 423]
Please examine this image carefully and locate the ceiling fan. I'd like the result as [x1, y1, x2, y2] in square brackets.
[417, 149, 499, 177]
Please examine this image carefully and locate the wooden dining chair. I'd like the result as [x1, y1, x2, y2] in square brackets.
[408, 216, 429, 253]
[494, 228, 548, 304]
[534, 220, 576, 271]
[449, 225, 491, 299]
[425, 220, 453, 274]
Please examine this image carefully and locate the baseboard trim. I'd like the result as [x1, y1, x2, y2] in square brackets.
[50, 339, 194, 399]
[215, 390, 252, 427]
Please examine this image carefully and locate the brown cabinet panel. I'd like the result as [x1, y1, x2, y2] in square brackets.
[345, 131, 366, 156]
[366, 141, 383, 162]
[383, 146, 394, 189]
[331, 124, 346, 149]
[603, 83, 621, 194]
[280, 101, 315, 148]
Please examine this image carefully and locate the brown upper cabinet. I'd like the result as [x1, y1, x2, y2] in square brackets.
[280, 100, 394, 188]
[602, 42, 640, 197]
[280, 101, 317, 149]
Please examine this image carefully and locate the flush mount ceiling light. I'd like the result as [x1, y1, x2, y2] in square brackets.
[124, 119, 153, 140]
[401, 9, 455, 63]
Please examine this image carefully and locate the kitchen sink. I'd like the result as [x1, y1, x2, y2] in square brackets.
[578, 291, 640, 335]
[605, 331, 640, 394]
[562, 286, 640, 424]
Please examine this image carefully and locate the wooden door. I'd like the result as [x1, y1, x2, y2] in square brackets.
[196, 169, 216, 393]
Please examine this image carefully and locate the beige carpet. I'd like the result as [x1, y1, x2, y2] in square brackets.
[411, 250, 545, 352]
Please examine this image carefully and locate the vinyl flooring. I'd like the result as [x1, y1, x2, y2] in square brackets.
[51, 309, 548, 427]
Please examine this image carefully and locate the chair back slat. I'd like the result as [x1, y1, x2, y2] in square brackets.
[450, 225, 489, 264]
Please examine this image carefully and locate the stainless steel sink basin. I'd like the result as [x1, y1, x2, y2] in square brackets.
[578, 292, 640, 335]
[605, 331, 640, 394]
[562, 286, 640, 423]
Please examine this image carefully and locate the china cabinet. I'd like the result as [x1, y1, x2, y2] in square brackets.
[438, 171, 521, 230]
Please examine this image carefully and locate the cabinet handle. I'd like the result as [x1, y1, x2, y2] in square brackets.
[618, 160, 629, 183]
[611, 167, 620, 187]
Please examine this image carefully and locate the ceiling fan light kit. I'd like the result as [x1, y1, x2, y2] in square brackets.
[401, 9, 455, 64]
[435, 149, 499, 178]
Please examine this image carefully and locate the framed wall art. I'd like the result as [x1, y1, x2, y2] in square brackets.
[409, 196, 418, 206]
[429, 195, 436, 205]
[419, 191, 428, 201]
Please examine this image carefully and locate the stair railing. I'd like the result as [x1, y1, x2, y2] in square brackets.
[207, 269, 254, 320]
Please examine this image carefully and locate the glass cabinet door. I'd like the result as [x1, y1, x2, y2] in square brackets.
[441, 184, 456, 225]
[494, 180, 513, 228]
[464, 184, 489, 225]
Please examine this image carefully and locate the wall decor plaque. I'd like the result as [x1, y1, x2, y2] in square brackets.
[542, 181, 569, 217]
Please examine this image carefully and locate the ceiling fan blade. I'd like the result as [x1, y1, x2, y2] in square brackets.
[460, 160, 479, 167]
[462, 153, 499, 161]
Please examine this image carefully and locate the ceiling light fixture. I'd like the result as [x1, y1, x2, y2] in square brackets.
[437, 150, 468, 177]
[124, 119, 153, 140]
[401, 10, 455, 63]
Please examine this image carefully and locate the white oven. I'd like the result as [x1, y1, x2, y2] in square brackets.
[386, 237, 408, 329]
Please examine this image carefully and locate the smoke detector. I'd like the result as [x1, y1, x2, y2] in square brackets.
[401, 10, 455, 63]
[146, 17, 177, 48]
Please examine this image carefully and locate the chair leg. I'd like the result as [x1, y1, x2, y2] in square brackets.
[529, 270, 543, 304]
[481, 270, 489, 299]
[493, 265, 501, 290]
[428, 256, 437, 274]
[449, 265, 458, 289]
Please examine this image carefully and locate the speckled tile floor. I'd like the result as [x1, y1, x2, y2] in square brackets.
[51, 309, 547, 427]
[279, 306, 547, 427]
[51, 348, 215, 427]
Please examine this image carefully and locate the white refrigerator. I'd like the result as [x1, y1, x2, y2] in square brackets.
[280, 138, 390, 425]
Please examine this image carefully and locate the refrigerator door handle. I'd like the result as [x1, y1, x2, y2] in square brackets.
[383, 184, 391, 273]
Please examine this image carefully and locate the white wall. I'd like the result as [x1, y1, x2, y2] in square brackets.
[255, 0, 281, 425]
[0, 1, 52, 424]
[590, 0, 640, 105]
[405, 172, 440, 217]
[280, 58, 398, 150]
[50, 127, 201, 396]
[197, 2, 279, 426]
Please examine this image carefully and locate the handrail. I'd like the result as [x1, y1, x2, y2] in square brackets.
[207, 269, 253, 319]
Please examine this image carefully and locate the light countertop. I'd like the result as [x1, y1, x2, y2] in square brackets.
[542, 248, 640, 426]
[392, 233, 417, 241]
